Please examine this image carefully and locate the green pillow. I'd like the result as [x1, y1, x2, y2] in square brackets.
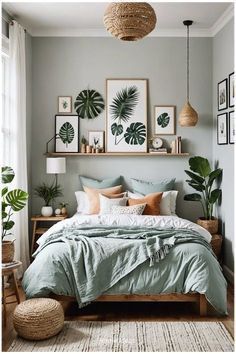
[131, 178, 176, 195]
[80, 175, 122, 189]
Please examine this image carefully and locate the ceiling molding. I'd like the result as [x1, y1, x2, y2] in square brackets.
[210, 3, 234, 37]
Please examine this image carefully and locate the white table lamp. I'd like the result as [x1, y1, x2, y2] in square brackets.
[46, 158, 66, 186]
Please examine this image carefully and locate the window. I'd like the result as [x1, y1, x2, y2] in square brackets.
[1, 35, 10, 165]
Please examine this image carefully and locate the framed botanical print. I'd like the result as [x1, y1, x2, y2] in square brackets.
[154, 105, 175, 135]
[58, 96, 72, 113]
[217, 113, 228, 145]
[88, 131, 105, 149]
[229, 111, 235, 144]
[106, 79, 147, 153]
[229, 72, 234, 108]
[218, 79, 228, 111]
[55, 115, 79, 152]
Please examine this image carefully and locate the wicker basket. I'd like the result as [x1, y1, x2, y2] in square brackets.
[179, 101, 198, 127]
[13, 298, 64, 340]
[104, 2, 157, 41]
[2, 241, 15, 263]
[197, 218, 218, 234]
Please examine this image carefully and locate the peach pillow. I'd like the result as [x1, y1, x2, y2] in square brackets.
[102, 192, 126, 199]
[128, 192, 163, 215]
[84, 185, 123, 214]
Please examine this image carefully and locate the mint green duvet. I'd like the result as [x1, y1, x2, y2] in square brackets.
[22, 222, 227, 314]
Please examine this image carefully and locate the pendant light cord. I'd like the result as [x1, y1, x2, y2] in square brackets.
[187, 24, 189, 102]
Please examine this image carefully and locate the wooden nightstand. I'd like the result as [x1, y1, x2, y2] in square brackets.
[2, 261, 22, 325]
[211, 234, 223, 260]
[30, 215, 67, 258]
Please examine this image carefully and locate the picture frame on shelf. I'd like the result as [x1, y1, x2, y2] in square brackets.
[88, 131, 105, 150]
[217, 113, 228, 145]
[229, 111, 235, 144]
[154, 105, 176, 135]
[218, 79, 228, 111]
[55, 115, 79, 152]
[229, 72, 234, 108]
[106, 78, 147, 153]
[58, 96, 72, 113]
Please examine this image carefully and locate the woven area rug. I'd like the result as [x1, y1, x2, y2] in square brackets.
[9, 321, 234, 352]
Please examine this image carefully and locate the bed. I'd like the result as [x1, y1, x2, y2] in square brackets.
[22, 213, 228, 315]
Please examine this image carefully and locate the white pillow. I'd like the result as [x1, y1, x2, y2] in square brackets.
[99, 194, 128, 214]
[111, 204, 146, 215]
[169, 190, 178, 215]
[127, 190, 172, 215]
[75, 191, 89, 214]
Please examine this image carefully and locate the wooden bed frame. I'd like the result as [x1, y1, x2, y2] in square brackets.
[51, 293, 208, 316]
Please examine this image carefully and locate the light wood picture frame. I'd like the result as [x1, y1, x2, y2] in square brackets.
[88, 130, 105, 149]
[58, 96, 72, 113]
[106, 79, 148, 153]
[154, 105, 176, 135]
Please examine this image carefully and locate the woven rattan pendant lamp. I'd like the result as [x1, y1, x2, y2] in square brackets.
[103, 2, 157, 41]
[179, 20, 198, 127]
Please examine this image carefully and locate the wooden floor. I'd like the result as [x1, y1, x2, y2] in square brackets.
[2, 283, 234, 352]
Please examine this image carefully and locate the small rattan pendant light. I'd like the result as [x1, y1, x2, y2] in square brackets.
[179, 20, 198, 127]
[103, 2, 157, 41]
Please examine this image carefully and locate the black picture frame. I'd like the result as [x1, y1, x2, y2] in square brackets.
[229, 72, 234, 108]
[217, 113, 228, 145]
[218, 78, 228, 111]
[229, 111, 235, 144]
[55, 115, 79, 152]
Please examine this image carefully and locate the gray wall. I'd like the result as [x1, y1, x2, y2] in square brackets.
[31, 37, 213, 220]
[213, 18, 234, 272]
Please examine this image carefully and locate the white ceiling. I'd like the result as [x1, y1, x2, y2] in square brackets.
[3, 2, 234, 37]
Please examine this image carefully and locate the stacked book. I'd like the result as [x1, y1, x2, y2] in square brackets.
[171, 136, 182, 154]
[2, 260, 18, 268]
[149, 148, 168, 154]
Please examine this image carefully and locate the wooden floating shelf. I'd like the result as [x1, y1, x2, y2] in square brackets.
[45, 152, 189, 157]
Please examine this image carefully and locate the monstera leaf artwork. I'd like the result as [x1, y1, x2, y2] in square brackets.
[59, 122, 75, 147]
[157, 112, 170, 128]
[74, 89, 105, 119]
[106, 79, 147, 152]
[124, 122, 146, 145]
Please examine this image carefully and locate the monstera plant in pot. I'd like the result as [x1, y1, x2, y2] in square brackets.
[1, 167, 29, 262]
[34, 183, 63, 216]
[184, 156, 222, 234]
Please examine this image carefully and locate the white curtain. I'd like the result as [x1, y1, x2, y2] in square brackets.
[9, 21, 29, 273]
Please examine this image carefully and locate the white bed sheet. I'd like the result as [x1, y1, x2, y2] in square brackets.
[37, 213, 211, 246]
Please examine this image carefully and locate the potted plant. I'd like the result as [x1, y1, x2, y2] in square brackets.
[34, 183, 63, 217]
[184, 156, 222, 234]
[1, 166, 29, 263]
[81, 136, 87, 153]
[60, 202, 69, 216]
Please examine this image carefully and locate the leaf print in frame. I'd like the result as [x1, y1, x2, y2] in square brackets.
[55, 115, 79, 152]
[106, 79, 147, 152]
[154, 106, 176, 135]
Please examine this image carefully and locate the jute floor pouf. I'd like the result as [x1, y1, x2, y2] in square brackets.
[13, 298, 64, 340]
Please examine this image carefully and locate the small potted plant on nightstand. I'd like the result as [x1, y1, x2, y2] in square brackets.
[34, 183, 63, 217]
[1, 166, 29, 262]
[60, 202, 69, 216]
[184, 156, 222, 234]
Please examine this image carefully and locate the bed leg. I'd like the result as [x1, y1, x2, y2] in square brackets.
[199, 294, 207, 316]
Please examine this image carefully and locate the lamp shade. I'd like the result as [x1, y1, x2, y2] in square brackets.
[179, 101, 198, 127]
[104, 2, 157, 41]
[46, 158, 66, 174]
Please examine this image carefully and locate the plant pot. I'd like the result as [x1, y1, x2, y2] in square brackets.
[61, 207, 67, 216]
[197, 217, 218, 234]
[41, 206, 53, 217]
[2, 240, 15, 263]
[81, 144, 86, 153]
